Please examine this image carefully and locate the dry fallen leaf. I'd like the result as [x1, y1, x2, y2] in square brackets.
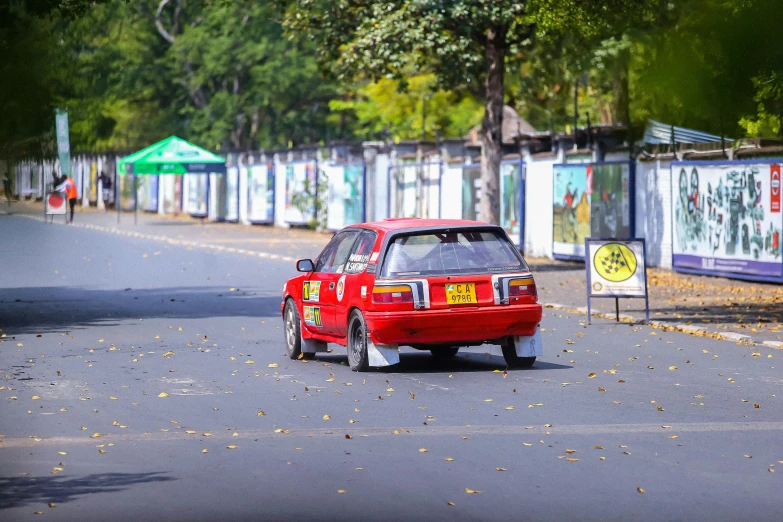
[637, 487, 646, 494]
[90, 433, 101, 438]
[226, 445, 238, 449]
[588, 373, 597, 378]
[323, 414, 331, 421]
[158, 392, 169, 398]
[496, 467, 508, 471]
[268, 363, 279, 368]
[202, 449, 208, 453]
[419, 448, 428, 453]
[447, 502, 455, 506]
[445, 457, 454, 461]
[246, 360, 255, 365]
[464, 488, 480, 494]
[337, 490, 346, 494]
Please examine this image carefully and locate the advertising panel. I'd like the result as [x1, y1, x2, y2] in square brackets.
[248, 164, 274, 223]
[500, 161, 522, 244]
[325, 163, 364, 230]
[391, 164, 417, 218]
[461, 166, 481, 221]
[226, 167, 239, 222]
[672, 161, 783, 279]
[186, 173, 208, 216]
[586, 239, 647, 297]
[284, 161, 317, 224]
[553, 162, 631, 258]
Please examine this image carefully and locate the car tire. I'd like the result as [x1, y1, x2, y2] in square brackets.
[430, 347, 459, 359]
[283, 299, 302, 360]
[347, 310, 370, 372]
[501, 341, 536, 368]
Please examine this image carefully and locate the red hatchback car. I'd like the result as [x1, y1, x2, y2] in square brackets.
[281, 218, 543, 371]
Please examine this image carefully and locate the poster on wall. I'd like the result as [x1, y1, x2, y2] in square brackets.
[461, 166, 481, 221]
[248, 164, 274, 223]
[284, 162, 316, 224]
[226, 167, 239, 222]
[672, 161, 783, 279]
[552, 162, 631, 258]
[500, 161, 521, 243]
[187, 173, 208, 216]
[326, 163, 364, 230]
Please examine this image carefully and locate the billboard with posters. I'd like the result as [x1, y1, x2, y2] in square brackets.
[284, 161, 317, 224]
[672, 161, 783, 280]
[553, 162, 632, 259]
[461, 166, 481, 221]
[226, 167, 239, 222]
[500, 160, 522, 245]
[186, 173, 208, 216]
[247, 164, 274, 223]
[325, 162, 365, 230]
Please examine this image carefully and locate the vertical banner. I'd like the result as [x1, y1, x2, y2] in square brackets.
[248, 164, 274, 223]
[390, 164, 417, 218]
[553, 162, 631, 258]
[55, 109, 71, 178]
[284, 161, 317, 224]
[90, 161, 98, 201]
[672, 161, 783, 280]
[500, 161, 521, 244]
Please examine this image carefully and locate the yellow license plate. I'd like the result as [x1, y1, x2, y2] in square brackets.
[445, 282, 476, 305]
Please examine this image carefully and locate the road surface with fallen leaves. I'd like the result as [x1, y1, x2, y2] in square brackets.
[1, 213, 781, 521]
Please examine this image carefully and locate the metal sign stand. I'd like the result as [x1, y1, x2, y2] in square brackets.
[585, 238, 650, 325]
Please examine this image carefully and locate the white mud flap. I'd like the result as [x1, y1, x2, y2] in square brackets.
[367, 340, 400, 367]
[301, 335, 328, 354]
[514, 328, 543, 358]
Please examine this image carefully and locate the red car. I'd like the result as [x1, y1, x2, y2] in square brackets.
[281, 218, 543, 372]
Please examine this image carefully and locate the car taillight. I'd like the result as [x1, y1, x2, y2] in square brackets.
[372, 285, 414, 304]
[508, 279, 537, 298]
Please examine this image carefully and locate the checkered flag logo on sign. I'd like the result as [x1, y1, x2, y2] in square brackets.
[601, 250, 627, 274]
[593, 243, 637, 283]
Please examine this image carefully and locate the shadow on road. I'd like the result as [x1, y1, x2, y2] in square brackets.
[313, 351, 573, 373]
[0, 472, 176, 510]
[0, 286, 282, 336]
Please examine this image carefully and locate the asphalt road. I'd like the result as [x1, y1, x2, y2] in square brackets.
[1, 214, 782, 521]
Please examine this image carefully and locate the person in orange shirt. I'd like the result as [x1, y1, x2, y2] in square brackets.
[55, 175, 79, 223]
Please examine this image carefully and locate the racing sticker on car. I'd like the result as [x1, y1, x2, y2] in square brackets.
[345, 253, 370, 274]
[369, 252, 379, 263]
[303, 281, 321, 302]
[303, 306, 323, 327]
[336, 275, 346, 302]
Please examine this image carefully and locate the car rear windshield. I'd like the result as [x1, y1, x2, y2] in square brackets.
[380, 229, 528, 278]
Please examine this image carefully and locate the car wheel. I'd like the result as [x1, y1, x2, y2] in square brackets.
[501, 341, 536, 368]
[347, 310, 370, 372]
[430, 347, 459, 359]
[284, 299, 302, 360]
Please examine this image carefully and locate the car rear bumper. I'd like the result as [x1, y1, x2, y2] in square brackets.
[364, 304, 543, 346]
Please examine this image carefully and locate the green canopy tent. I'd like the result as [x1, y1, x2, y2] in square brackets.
[117, 136, 226, 223]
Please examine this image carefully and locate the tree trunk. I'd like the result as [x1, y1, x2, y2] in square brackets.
[480, 24, 506, 225]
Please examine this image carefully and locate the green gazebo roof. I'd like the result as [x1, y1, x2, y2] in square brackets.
[118, 136, 225, 175]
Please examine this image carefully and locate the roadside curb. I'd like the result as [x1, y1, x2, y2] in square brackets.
[11, 213, 299, 263]
[542, 303, 779, 348]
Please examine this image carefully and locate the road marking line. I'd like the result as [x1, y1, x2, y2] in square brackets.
[12, 214, 297, 262]
[2, 421, 782, 448]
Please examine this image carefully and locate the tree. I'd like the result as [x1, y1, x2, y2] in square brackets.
[285, 0, 660, 224]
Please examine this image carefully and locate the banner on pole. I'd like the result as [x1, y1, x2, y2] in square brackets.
[55, 109, 71, 178]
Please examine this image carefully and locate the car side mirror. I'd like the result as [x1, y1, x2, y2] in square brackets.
[296, 259, 314, 272]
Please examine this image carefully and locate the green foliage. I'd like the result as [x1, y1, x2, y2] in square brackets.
[330, 75, 484, 141]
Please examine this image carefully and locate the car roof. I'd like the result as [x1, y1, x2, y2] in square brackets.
[350, 218, 490, 233]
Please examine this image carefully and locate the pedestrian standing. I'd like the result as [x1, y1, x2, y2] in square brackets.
[55, 175, 78, 223]
[98, 171, 112, 213]
[2, 171, 11, 207]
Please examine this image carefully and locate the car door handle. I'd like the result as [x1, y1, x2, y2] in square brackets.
[329, 282, 335, 290]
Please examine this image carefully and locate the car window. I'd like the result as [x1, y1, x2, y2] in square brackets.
[314, 230, 360, 273]
[380, 229, 527, 278]
[345, 230, 377, 274]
